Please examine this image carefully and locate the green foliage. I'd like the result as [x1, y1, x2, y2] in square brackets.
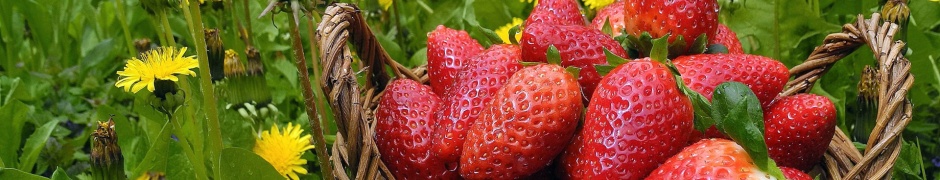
[0, 168, 48, 180]
[710, 82, 784, 180]
[0, 0, 937, 179]
[219, 148, 283, 180]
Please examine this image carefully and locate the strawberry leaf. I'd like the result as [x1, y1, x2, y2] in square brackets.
[688, 34, 709, 54]
[705, 44, 729, 54]
[594, 64, 616, 77]
[710, 82, 785, 180]
[520, 61, 542, 67]
[613, 31, 635, 58]
[650, 35, 670, 63]
[626, 32, 654, 58]
[604, 48, 629, 66]
[508, 25, 522, 45]
[565, 67, 581, 80]
[667, 35, 687, 58]
[681, 81, 714, 132]
[546, 45, 562, 65]
[473, 23, 503, 46]
[661, 59, 713, 132]
[601, 18, 613, 37]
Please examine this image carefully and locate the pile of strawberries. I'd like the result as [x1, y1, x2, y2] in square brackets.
[373, 0, 838, 179]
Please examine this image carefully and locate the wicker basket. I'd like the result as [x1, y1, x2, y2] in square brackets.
[316, 3, 913, 180]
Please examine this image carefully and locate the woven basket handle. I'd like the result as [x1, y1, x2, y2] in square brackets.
[316, 3, 426, 180]
[781, 13, 914, 180]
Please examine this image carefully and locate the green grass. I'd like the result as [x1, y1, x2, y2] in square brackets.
[0, 0, 937, 179]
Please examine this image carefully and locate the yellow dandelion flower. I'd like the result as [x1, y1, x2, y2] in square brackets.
[115, 47, 199, 93]
[253, 123, 314, 180]
[584, 0, 615, 9]
[379, 0, 392, 10]
[521, 0, 538, 5]
[496, 18, 524, 44]
[136, 171, 165, 180]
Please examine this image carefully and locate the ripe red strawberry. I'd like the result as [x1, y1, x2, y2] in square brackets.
[427, 25, 484, 96]
[459, 64, 583, 179]
[520, 24, 629, 101]
[647, 139, 777, 179]
[710, 24, 744, 54]
[675, 54, 788, 141]
[673, 54, 789, 109]
[623, 0, 718, 49]
[764, 94, 837, 171]
[780, 167, 813, 180]
[375, 79, 456, 179]
[524, 0, 584, 27]
[558, 59, 694, 179]
[431, 44, 524, 169]
[591, 0, 626, 36]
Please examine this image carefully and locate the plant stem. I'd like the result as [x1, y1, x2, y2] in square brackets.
[223, 0, 245, 44]
[304, 12, 333, 136]
[159, 11, 176, 47]
[287, 10, 333, 178]
[183, 1, 224, 179]
[114, 0, 137, 56]
[241, 0, 253, 45]
[162, 9, 207, 179]
[169, 114, 208, 180]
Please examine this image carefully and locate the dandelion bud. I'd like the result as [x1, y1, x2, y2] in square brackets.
[205, 29, 225, 82]
[152, 79, 179, 100]
[246, 46, 264, 76]
[882, 0, 909, 41]
[91, 117, 126, 180]
[224, 49, 246, 77]
[853, 66, 879, 142]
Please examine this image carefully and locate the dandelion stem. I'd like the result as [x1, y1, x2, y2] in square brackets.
[241, 0, 253, 45]
[169, 114, 208, 180]
[183, 1, 224, 179]
[165, 6, 207, 178]
[288, 10, 333, 178]
[304, 11, 333, 136]
[114, 0, 136, 56]
[159, 11, 176, 47]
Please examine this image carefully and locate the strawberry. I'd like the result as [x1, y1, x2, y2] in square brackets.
[524, 0, 584, 27]
[764, 94, 837, 171]
[459, 64, 583, 179]
[673, 54, 789, 109]
[646, 139, 777, 180]
[520, 24, 629, 101]
[431, 44, 524, 169]
[675, 54, 788, 141]
[558, 59, 694, 179]
[710, 24, 745, 54]
[623, 0, 718, 50]
[427, 25, 485, 96]
[780, 167, 813, 180]
[375, 79, 456, 179]
[591, 0, 626, 36]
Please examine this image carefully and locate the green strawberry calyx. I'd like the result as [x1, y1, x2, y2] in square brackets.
[625, 32, 708, 59]
[508, 25, 522, 45]
[705, 44, 730, 54]
[594, 48, 630, 77]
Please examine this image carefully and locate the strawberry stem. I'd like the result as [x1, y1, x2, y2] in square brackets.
[546, 45, 562, 65]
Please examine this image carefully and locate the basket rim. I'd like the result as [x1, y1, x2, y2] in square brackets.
[316, 4, 913, 179]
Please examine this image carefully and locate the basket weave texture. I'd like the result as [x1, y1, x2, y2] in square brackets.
[316, 3, 913, 180]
